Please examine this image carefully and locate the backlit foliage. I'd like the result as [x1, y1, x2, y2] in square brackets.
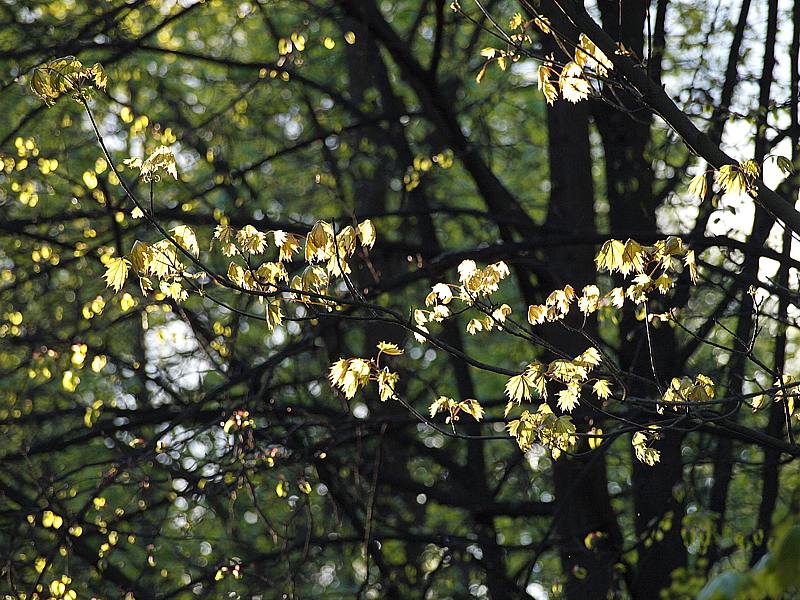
[329, 342, 402, 403]
[36, 60, 713, 486]
[30, 57, 107, 106]
[4, 1, 800, 597]
[397, 233, 711, 463]
[102, 169, 376, 329]
[470, 7, 612, 106]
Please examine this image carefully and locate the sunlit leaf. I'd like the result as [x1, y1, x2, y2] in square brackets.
[140, 145, 178, 181]
[103, 257, 130, 292]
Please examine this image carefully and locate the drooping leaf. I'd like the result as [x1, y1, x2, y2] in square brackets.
[688, 173, 708, 199]
[558, 61, 591, 103]
[171, 225, 199, 258]
[459, 399, 485, 421]
[377, 341, 403, 355]
[103, 257, 130, 292]
[140, 146, 178, 181]
[593, 379, 612, 400]
[505, 373, 534, 403]
[594, 239, 626, 273]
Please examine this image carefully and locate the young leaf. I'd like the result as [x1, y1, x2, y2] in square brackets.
[103, 257, 130, 292]
[140, 145, 178, 181]
[687, 173, 708, 199]
[429, 396, 452, 418]
[237, 224, 266, 254]
[528, 304, 548, 325]
[740, 159, 759, 179]
[592, 379, 612, 400]
[608, 287, 625, 308]
[684, 250, 698, 283]
[632, 430, 661, 466]
[716, 164, 747, 196]
[273, 230, 301, 261]
[577, 347, 602, 368]
[148, 240, 181, 278]
[159, 280, 188, 302]
[620, 239, 645, 275]
[558, 61, 591, 103]
[459, 399, 485, 421]
[30, 57, 108, 106]
[171, 225, 199, 258]
[466, 318, 483, 335]
[91, 63, 107, 90]
[576, 33, 613, 76]
[306, 221, 333, 262]
[130, 240, 151, 274]
[534, 15, 551, 33]
[377, 341, 403, 355]
[538, 63, 558, 105]
[429, 282, 453, 305]
[357, 219, 376, 249]
[776, 155, 794, 175]
[476, 63, 488, 84]
[505, 373, 534, 403]
[594, 239, 626, 273]
[556, 384, 579, 413]
[377, 369, 399, 401]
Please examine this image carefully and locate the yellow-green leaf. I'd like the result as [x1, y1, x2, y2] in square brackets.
[476, 63, 488, 84]
[684, 249, 698, 283]
[594, 239, 625, 273]
[459, 398, 485, 421]
[104, 257, 130, 292]
[130, 240, 151, 274]
[357, 219, 376, 249]
[687, 173, 708, 199]
[140, 145, 178, 181]
[505, 373, 534, 403]
[377, 341, 403, 355]
[592, 379, 612, 400]
[171, 225, 199, 258]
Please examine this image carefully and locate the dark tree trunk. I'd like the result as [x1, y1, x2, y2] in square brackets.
[535, 4, 624, 598]
[591, 2, 687, 596]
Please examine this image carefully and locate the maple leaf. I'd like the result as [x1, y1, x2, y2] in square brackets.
[506, 373, 534, 403]
[593, 379, 612, 400]
[595, 239, 625, 273]
[559, 61, 591, 103]
[103, 257, 130, 292]
[377, 341, 403, 356]
[140, 146, 178, 181]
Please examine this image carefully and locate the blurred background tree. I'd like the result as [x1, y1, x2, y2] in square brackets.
[1, 0, 800, 598]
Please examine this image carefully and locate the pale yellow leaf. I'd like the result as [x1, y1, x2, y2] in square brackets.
[104, 257, 130, 292]
[592, 379, 612, 400]
[171, 225, 199, 258]
[377, 341, 403, 355]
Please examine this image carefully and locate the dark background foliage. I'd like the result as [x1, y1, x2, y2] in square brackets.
[1, 0, 799, 598]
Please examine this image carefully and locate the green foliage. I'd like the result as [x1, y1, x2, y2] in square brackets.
[2, 1, 800, 598]
[698, 524, 800, 600]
